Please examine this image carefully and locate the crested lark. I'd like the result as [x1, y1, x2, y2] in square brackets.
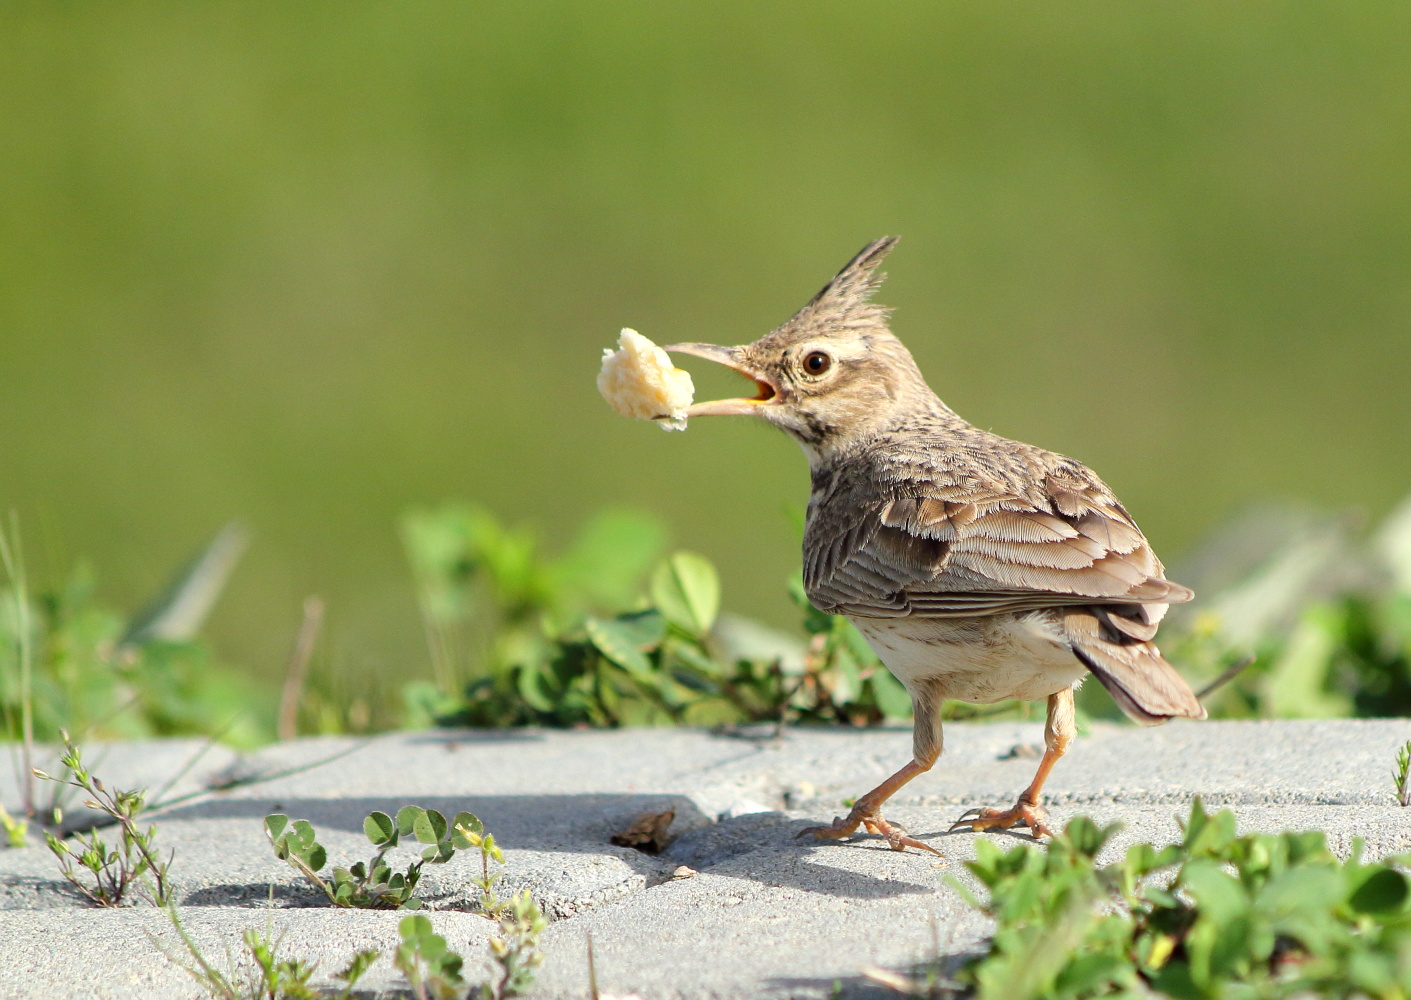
[665, 237, 1204, 853]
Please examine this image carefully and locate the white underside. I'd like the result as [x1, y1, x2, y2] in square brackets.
[850, 611, 1087, 704]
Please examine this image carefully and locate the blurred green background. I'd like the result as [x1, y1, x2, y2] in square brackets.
[2, 1, 1409, 699]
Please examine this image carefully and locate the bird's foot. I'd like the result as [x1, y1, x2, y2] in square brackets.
[797, 808, 941, 856]
[949, 800, 1053, 839]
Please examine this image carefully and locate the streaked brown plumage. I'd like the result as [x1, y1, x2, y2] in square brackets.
[665, 237, 1204, 851]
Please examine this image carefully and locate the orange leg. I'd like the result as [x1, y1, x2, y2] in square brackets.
[798, 680, 944, 855]
[950, 687, 1076, 839]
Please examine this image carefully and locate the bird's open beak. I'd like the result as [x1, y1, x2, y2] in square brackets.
[663, 343, 779, 417]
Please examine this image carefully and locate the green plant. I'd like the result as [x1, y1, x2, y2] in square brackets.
[395, 914, 466, 1000]
[483, 890, 547, 1000]
[952, 801, 1411, 999]
[0, 802, 26, 848]
[160, 900, 379, 1000]
[180, 874, 537, 1000]
[1395, 739, 1411, 808]
[401, 504, 1057, 733]
[0, 513, 38, 823]
[265, 806, 479, 909]
[33, 732, 172, 906]
[453, 813, 508, 915]
[0, 521, 268, 750]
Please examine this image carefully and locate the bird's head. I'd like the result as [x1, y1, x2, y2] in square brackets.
[665, 237, 938, 463]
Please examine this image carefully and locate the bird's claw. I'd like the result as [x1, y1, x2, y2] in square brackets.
[864, 817, 943, 856]
[949, 801, 1053, 839]
[797, 812, 941, 856]
[796, 815, 856, 841]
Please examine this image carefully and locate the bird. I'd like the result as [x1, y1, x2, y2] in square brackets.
[664, 236, 1204, 852]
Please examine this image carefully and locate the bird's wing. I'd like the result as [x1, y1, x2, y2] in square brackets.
[804, 465, 1192, 619]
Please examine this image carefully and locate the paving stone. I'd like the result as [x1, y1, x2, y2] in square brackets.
[0, 719, 1408, 998]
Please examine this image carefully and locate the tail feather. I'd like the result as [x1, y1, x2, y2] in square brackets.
[1064, 608, 1205, 726]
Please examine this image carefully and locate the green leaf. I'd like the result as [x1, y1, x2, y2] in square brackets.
[419, 934, 446, 962]
[364, 811, 397, 847]
[423, 841, 455, 863]
[1180, 859, 1248, 930]
[585, 617, 655, 677]
[264, 814, 288, 840]
[1349, 867, 1408, 914]
[399, 914, 433, 942]
[333, 949, 380, 987]
[553, 508, 667, 609]
[1257, 865, 1343, 920]
[1054, 951, 1128, 996]
[1062, 816, 1118, 859]
[1259, 603, 1354, 718]
[515, 660, 555, 713]
[396, 806, 423, 838]
[451, 812, 483, 849]
[413, 809, 448, 844]
[1182, 801, 1237, 858]
[305, 844, 327, 872]
[291, 820, 317, 850]
[614, 608, 667, 649]
[651, 552, 720, 636]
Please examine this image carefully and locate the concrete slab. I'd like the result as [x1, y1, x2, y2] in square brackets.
[0, 719, 1408, 998]
[0, 907, 497, 1000]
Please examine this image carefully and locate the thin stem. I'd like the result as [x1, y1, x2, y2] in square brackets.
[277, 596, 325, 741]
[281, 848, 335, 905]
[116, 807, 169, 905]
[0, 514, 35, 817]
[586, 930, 599, 1000]
[148, 737, 373, 814]
[1196, 654, 1257, 701]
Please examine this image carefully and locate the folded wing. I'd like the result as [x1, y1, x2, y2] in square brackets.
[804, 468, 1191, 619]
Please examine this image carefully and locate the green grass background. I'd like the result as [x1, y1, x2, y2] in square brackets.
[1, 2, 1408, 691]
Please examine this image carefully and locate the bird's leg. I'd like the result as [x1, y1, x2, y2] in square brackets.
[951, 687, 1075, 839]
[797, 681, 943, 855]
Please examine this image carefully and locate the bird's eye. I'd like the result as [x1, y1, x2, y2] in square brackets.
[803, 351, 832, 376]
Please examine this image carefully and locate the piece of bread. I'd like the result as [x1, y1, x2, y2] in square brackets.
[597, 329, 695, 431]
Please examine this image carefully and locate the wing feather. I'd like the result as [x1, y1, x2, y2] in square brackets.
[804, 454, 1191, 619]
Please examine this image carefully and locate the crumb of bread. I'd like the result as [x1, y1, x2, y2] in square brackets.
[597, 329, 695, 431]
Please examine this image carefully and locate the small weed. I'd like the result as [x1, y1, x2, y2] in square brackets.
[0, 802, 26, 847]
[165, 900, 542, 1000]
[0, 519, 267, 748]
[160, 899, 379, 1000]
[483, 890, 546, 999]
[1395, 739, 1411, 807]
[453, 813, 508, 915]
[33, 731, 171, 906]
[395, 913, 465, 1000]
[265, 805, 478, 909]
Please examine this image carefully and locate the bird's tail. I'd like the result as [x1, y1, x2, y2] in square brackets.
[1064, 607, 1206, 726]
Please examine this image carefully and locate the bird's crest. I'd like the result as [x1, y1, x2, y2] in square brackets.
[773, 236, 899, 340]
